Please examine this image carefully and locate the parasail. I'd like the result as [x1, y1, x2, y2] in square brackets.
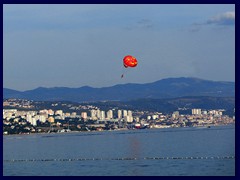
[123, 55, 138, 68]
[121, 55, 138, 78]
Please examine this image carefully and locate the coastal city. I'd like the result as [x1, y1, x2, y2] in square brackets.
[3, 98, 235, 135]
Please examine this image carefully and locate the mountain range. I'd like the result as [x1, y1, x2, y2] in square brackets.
[3, 77, 235, 102]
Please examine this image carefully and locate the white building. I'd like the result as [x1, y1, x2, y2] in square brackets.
[124, 115, 133, 123]
[118, 110, 122, 119]
[39, 115, 47, 123]
[123, 110, 128, 117]
[135, 117, 140, 122]
[81, 112, 88, 120]
[48, 109, 54, 115]
[26, 114, 37, 126]
[100, 111, 105, 120]
[26, 114, 32, 123]
[172, 111, 179, 119]
[107, 110, 113, 119]
[90, 109, 98, 120]
[192, 109, 201, 115]
[152, 114, 159, 120]
[3, 109, 17, 119]
[202, 111, 208, 115]
[55, 110, 63, 116]
[31, 117, 37, 126]
[127, 110, 132, 117]
[97, 109, 101, 119]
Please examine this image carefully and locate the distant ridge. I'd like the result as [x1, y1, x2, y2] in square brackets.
[3, 77, 235, 102]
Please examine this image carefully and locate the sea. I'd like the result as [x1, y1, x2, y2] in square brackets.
[3, 125, 235, 176]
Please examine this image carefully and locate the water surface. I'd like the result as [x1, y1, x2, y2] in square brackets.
[3, 125, 235, 176]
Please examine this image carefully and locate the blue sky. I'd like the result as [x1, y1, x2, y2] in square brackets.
[3, 4, 235, 91]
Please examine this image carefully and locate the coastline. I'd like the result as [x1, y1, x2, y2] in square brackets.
[3, 123, 235, 137]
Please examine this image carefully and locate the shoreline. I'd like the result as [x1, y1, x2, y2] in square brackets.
[3, 123, 235, 137]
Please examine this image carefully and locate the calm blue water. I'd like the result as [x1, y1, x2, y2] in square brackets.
[3, 125, 235, 176]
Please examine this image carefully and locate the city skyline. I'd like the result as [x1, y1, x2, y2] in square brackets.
[3, 98, 235, 135]
[3, 4, 235, 91]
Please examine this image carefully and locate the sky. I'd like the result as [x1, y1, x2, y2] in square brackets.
[3, 4, 235, 91]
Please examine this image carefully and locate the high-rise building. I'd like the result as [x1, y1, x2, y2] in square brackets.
[118, 110, 122, 119]
[192, 109, 201, 115]
[123, 110, 128, 117]
[172, 111, 180, 119]
[91, 109, 98, 120]
[31, 117, 37, 126]
[124, 115, 133, 123]
[100, 111, 105, 120]
[127, 110, 132, 117]
[97, 109, 101, 119]
[26, 114, 32, 123]
[39, 115, 47, 123]
[107, 110, 113, 119]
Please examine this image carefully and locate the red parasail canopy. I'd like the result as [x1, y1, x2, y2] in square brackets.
[123, 55, 138, 68]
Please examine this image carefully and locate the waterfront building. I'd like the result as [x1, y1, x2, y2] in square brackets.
[135, 117, 140, 122]
[39, 115, 47, 123]
[192, 109, 201, 115]
[202, 111, 208, 115]
[100, 111, 105, 120]
[127, 110, 132, 117]
[123, 110, 128, 117]
[90, 109, 98, 120]
[3, 109, 16, 119]
[96, 109, 101, 119]
[31, 117, 37, 126]
[26, 114, 37, 126]
[118, 110, 122, 119]
[124, 115, 133, 123]
[107, 110, 113, 119]
[26, 114, 32, 122]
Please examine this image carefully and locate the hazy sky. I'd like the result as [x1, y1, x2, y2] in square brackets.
[3, 4, 235, 91]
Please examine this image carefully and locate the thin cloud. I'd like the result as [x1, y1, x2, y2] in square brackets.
[126, 19, 154, 30]
[206, 11, 235, 26]
[137, 19, 154, 29]
[190, 11, 235, 32]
